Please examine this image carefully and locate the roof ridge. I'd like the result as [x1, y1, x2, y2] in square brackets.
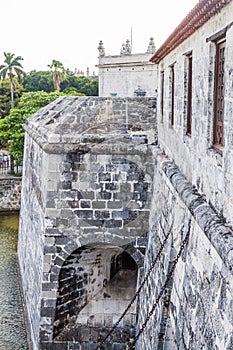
[150, 0, 232, 63]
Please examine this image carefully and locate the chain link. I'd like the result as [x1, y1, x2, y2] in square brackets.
[94, 229, 172, 350]
[128, 230, 190, 349]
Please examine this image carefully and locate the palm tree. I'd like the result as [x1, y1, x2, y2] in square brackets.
[0, 52, 25, 108]
[48, 59, 66, 91]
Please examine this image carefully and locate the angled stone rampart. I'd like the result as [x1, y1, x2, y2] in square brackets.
[18, 97, 157, 350]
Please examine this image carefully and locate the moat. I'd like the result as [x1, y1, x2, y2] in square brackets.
[0, 211, 28, 350]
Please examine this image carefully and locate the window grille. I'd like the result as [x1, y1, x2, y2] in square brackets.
[170, 65, 175, 126]
[213, 39, 225, 154]
[160, 70, 164, 122]
[186, 53, 192, 135]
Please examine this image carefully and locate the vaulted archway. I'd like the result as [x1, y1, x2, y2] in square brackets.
[53, 243, 139, 345]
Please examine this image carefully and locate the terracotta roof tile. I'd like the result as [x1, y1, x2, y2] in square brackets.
[150, 0, 232, 63]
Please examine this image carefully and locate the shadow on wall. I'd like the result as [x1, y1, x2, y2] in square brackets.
[53, 244, 138, 344]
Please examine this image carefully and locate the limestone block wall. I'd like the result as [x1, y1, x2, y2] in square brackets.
[0, 176, 21, 211]
[18, 96, 157, 350]
[137, 155, 233, 350]
[156, 1, 233, 226]
[49, 149, 154, 243]
[137, 6, 233, 347]
[17, 134, 51, 350]
[38, 144, 154, 347]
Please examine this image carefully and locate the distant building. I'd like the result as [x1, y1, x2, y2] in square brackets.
[96, 38, 158, 97]
[74, 67, 98, 81]
[74, 68, 85, 77]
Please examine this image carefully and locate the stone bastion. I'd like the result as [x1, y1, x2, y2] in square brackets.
[17, 96, 157, 350]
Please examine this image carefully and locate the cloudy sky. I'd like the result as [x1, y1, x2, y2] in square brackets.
[1, 0, 197, 74]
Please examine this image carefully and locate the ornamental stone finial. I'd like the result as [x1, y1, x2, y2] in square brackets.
[147, 37, 156, 54]
[125, 39, 131, 54]
[120, 39, 131, 55]
[98, 40, 105, 57]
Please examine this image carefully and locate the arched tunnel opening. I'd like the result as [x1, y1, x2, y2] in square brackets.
[53, 244, 138, 345]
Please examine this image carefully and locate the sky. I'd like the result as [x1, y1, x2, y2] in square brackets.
[1, 0, 198, 75]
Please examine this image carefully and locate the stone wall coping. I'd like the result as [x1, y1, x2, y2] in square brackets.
[0, 175, 22, 179]
[23, 96, 157, 154]
[160, 156, 233, 273]
[23, 125, 156, 155]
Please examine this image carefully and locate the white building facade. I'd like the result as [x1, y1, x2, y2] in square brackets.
[97, 38, 158, 97]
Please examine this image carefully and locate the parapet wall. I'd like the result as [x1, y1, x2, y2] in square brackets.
[0, 176, 22, 211]
[137, 153, 233, 350]
[18, 96, 157, 350]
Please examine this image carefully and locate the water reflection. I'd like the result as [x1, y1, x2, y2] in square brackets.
[0, 212, 28, 350]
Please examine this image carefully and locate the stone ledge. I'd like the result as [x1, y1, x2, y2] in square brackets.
[23, 97, 157, 155]
[161, 158, 233, 272]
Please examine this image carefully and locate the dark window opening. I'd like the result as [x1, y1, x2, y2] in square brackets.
[186, 53, 192, 136]
[170, 65, 175, 127]
[110, 251, 137, 279]
[160, 70, 164, 122]
[213, 39, 225, 154]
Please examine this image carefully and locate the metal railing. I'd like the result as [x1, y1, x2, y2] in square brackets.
[0, 158, 22, 176]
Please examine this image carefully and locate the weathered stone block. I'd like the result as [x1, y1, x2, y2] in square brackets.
[18, 97, 156, 349]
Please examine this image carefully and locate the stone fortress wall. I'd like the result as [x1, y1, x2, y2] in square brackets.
[18, 97, 157, 349]
[0, 176, 21, 211]
[17, 1, 233, 349]
[137, 1, 233, 349]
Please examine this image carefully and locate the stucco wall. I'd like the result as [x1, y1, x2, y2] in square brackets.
[98, 53, 158, 97]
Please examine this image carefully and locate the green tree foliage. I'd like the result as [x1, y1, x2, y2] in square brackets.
[61, 75, 98, 96]
[0, 78, 24, 119]
[0, 52, 26, 108]
[48, 59, 66, 91]
[0, 91, 62, 163]
[0, 55, 99, 163]
[23, 69, 98, 96]
[61, 87, 85, 96]
[23, 70, 54, 92]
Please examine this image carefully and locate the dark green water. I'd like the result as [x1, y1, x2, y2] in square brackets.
[0, 212, 28, 350]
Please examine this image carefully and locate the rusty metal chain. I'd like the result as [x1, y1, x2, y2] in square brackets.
[127, 229, 190, 349]
[94, 228, 172, 350]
